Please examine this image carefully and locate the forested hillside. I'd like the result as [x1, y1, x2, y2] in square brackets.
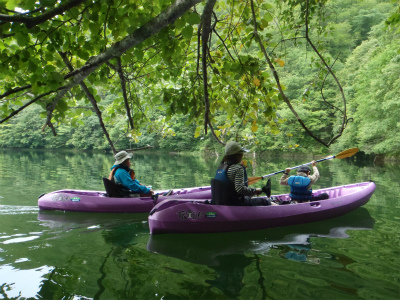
[0, 0, 399, 157]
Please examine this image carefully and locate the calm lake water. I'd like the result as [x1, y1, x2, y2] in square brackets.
[0, 149, 399, 300]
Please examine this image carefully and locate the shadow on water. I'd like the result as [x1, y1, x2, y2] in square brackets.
[147, 208, 374, 299]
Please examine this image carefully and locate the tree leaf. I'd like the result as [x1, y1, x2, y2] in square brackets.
[187, 12, 201, 25]
[181, 25, 194, 39]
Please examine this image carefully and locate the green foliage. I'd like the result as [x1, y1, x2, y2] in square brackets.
[0, 0, 398, 157]
[332, 21, 400, 156]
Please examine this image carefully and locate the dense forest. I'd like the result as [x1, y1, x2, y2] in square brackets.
[0, 0, 399, 157]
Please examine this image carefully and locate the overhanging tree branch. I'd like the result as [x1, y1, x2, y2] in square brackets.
[59, 51, 116, 153]
[201, 0, 216, 135]
[45, 0, 204, 117]
[116, 57, 135, 130]
[0, 0, 87, 29]
[251, 0, 348, 147]
[4, 0, 203, 129]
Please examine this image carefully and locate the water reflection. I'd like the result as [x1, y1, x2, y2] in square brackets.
[147, 208, 374, 298]
[36, 211, 150, 300]
[37, 210, 148, 231]
[0, 265, 54, 299]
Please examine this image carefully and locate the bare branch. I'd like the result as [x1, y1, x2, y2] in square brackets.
[116, 57, 135, 130]
[304, 0, 348, 143]
[250, 0, 329, 147]
[201, 0, 217, 135]
[59, 51, 117, 153]
[0, 85, 32, 100]
[0, 91, 53, 124]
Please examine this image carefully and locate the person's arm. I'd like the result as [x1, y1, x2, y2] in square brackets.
[308, 161, 320, 184]
[116, 169, 151, 194]
[279, 168, 291, 185]
[228, 165, 260, 196]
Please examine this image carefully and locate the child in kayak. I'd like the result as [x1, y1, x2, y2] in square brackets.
[279, 161, 329, 203]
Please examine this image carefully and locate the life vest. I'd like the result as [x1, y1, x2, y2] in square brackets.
[211, 162, 246, 206]
[106, 165, 136, 197]
[109, 166, 135, 181]
[287, 175, 312, 201]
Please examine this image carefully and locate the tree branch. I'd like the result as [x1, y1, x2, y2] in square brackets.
[116, 57, 135, 130]
[304, 0, 348, 144]
[0, 91, 53, 124]
[250, 0, 329, 147]
[201, 0, 217, 135]
[0, 0, 87, 29]
[59, 51, 116, 153]
[48, 0, 204, 110]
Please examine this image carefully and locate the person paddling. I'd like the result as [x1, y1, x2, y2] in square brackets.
[211, 141, 272, 206]
[279, 160, 329, 203]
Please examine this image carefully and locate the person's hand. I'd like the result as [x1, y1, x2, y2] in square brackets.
[255, 188, 262, 195]
[150, 189, 154, 195]
[285, 168, 291, 173]
[311, 160, 316, 167]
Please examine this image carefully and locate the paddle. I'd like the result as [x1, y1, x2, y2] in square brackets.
[248, 148, 359, 185]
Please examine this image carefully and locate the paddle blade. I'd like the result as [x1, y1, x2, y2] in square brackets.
[265, 179, 271, 197]
[335, 148, 359, 159]
[248, 176, 262, 185]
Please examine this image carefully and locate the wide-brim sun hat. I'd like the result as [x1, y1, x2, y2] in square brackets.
[114, 151, 132, 165]
[225, 141, 249, 156]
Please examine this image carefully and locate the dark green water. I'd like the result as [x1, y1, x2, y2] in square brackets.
[0, 149, 399, 300]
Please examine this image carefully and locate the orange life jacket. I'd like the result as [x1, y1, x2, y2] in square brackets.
[109, 167, 135, 181]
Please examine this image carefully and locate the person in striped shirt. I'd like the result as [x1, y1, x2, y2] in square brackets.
[212, 141, 270, 206]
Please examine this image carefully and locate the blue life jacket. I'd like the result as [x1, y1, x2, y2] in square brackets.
[212, 162, 246, 205]
[288, 175, 312, 201]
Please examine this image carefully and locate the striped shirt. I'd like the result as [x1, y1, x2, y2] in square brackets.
[227, 164, 258, 196]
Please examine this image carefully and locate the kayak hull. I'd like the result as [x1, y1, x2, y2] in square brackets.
[38, 186, 211, 213]
[148, 181, 376, 234]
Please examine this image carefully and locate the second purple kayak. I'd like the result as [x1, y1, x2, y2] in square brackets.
[148, 181, 376, 234]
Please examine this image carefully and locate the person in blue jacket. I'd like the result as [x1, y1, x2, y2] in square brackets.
[109, 151, 154, 197]
[279, 161, 329, 202]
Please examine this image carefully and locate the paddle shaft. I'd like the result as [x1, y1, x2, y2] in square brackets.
[260, 155, 335, 179]
[246, 148, 359, 185]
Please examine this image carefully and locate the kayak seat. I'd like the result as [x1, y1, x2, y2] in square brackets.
[211, 179, 235, 205]
[102, 177, 131, 198]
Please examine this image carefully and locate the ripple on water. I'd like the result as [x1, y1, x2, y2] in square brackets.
[0, 205, 39, 215]
[1, 235, 41, 244]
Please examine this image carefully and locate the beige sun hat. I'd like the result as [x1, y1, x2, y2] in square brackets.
[225, 141, 249, 156]
[114, 151, 132, 165]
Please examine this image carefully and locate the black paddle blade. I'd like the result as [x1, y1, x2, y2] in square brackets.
[262, 179, 272, 197]
[152, 193, 159, 205]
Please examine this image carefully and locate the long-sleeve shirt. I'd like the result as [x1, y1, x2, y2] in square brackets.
[227, 164, 258, 196]
[279, 166, 320, 190]
[111, 165, 150, 194]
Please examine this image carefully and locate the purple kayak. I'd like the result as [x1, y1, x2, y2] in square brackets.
[148, 181, 376, 234]
[38, 186, 211, 213]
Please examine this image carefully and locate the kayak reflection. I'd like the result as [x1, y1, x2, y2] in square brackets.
[37, 210, 148, 231]
[147, 207, 374, 266]
[147, 207, 374, 298]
